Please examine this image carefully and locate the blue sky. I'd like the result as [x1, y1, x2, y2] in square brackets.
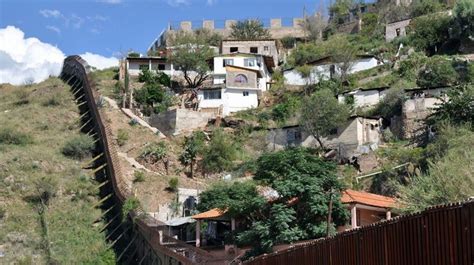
[0, 0, 330, 57]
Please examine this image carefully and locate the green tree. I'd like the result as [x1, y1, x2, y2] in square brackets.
[140, 142, 169, 174]
[179, 131, 206, 178]
[169, 31, 215, 88]
[134, 82, 171, 114]
[428, 84, 474, 127]
[287, 42, 325, 67]
[329, 0, 354, 24]
[252, 148, 348, 249]
[198, 181, 266, 218]
[202, 129, 238, 174]
[416, 56, 458, 87]
[230, 19, 271, 40]
[410, 0, 444, 17]
[198, 148, 348, 258]
[452, 0, 474, 41]
[300, 89, 350, 149]
[408, 13, 451, 55]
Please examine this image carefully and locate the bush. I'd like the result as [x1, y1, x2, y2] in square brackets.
[140, 142, 167, 164]
[129, 118, 139, 126]
[410, 0, 444, 17]
[62, 134, 95, 159]
[202, 129, 238, 174]
[0, 128, 33, 146]
[417, 56, 458, 87]
[117, 129, 129, 146]
[122, 197, 140, 219]
[168, 177, 179, 192]
[133, 171, 145, 183]
[281, 36, 296, 49]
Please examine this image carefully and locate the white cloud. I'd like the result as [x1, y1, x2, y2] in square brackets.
[39, 9, 62, 18]
[0, 26, 64, 85]
[0, 26, 119, 85]
[206, 0, 217, 5]
[46, 25, 61, 34]
[79, 52, 118, 70]
[167, 0, 190, 6]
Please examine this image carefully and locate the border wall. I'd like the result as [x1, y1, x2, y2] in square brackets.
[245, 199, 474, 265]
[60, 56, 218, 264]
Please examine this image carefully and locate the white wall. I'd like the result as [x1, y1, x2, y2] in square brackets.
[213, 55, 271, 91]
[197, 88, 258, 116]
[284, 57, 380, 86]
[338, 89, 386, 108]
[128, 60, 173, 76]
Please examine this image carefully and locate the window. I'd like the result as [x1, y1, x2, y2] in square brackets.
[203, 90, 221, 100]
[234, 74, 248, 84]
[287, 129, 302, 146]
[250, 47, 258, 53]
[243, 91, 249, 96]
[223, 59, 234, 67]
[230, 47, 238, 53]
[263, 46, 269, 51]
[139, 64, 148, 71]
[158, 64, 165, 70]
[244, 58, 256, 67]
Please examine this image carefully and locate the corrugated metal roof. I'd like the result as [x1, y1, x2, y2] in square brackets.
[341, 189, 396, 208]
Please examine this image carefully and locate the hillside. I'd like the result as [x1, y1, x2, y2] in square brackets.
[0, 78, 114, 264]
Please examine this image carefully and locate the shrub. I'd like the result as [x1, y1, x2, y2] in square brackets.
[62, 134, 95, 159]
[0, 207, 5, 220]
[133, 171, 145, 183]
[140, 142, 167, 164]
[0, 128, 33, 146]
[416, 56, 458, 87]
[117, 129, 129, 146]
[122, 197, 140, 219]
[42, 96, 61, 107]
[129, 118, 139, 126]
[202, 129, 238, 174]
[168, 177, 179, 192]
[281, 36, 296, 49]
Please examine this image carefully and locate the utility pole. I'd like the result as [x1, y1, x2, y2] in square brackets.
[326, 188, 334, 237]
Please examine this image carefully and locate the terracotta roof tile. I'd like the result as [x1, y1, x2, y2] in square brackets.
[341, 189, 396, 208]
[191, 208, 227, 220]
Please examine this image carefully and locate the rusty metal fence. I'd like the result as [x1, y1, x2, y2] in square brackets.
[246, 200, 474, 265]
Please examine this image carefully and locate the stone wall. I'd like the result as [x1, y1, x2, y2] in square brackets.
[151, 17, 306, 49]
[149, 108, 216, 136]
[402, 97, 441, 139]
[385, 19, 411, 42]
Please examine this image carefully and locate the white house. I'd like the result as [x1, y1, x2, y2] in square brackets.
[338, 87, 389, 108]
[126, 57, 172, 76]
[283, 55, 382, 86]
[197, 53, 274, 116]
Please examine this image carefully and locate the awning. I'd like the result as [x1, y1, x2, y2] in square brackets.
[165, 216, 196, 227]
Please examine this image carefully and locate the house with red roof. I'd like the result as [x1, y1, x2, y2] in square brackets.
[339, 189, 396, 231]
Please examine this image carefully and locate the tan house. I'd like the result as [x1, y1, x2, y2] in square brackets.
[267, 116, 383, 159]
[339, 189, 396, 231]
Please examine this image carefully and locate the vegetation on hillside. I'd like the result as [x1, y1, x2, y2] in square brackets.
[0, 78, 114, 264]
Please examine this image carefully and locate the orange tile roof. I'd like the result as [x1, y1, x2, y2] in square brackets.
[341, 189, 396, 209]
[191, 208, 227, 220]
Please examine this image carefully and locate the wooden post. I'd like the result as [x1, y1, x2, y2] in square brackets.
[351, 204, 357, 229]
[195, 220, 201, 247]
[386, 210, 392, 220]
[326, 189, 333, 237]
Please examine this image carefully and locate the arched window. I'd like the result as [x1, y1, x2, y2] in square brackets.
[234, 74, 248, 84]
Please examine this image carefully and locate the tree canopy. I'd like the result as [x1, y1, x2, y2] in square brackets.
[230, 19, 271, 40]
[168, 31, 216, 88]
[198, 148, 348, 258]
[300, 89, 350, 149]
